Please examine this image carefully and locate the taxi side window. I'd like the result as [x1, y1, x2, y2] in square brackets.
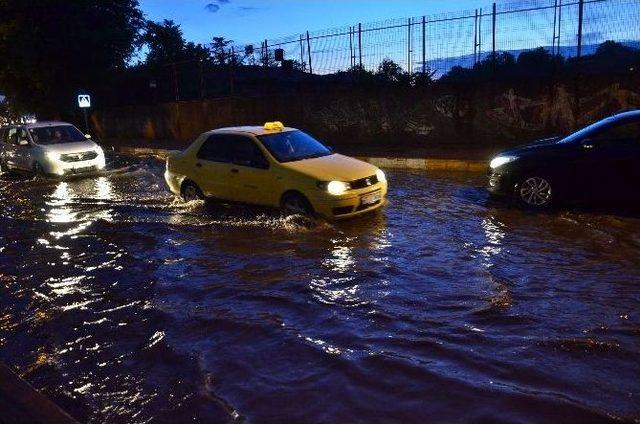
[230, 136, 269, 169]
[197, 135, 234, 163]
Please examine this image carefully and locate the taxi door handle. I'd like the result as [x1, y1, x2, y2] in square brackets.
[196, 162, 202, 168]
[231, 168, 239, 173]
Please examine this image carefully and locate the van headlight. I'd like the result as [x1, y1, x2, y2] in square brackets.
[46, 151, 60, 161]
[376, 169, 386, 183]
[318, 180, 350, 195]
[489, 155, 518, 169]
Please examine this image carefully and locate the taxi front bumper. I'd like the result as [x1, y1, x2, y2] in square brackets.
[310, 181, 388, 219]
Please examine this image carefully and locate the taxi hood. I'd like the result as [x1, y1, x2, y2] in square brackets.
[281, 153, 377, 182]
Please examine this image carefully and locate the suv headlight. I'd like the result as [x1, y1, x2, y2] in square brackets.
[376, 169, 386, 183]
[317, 180, 350, 195]
[489, 155, 518, 169]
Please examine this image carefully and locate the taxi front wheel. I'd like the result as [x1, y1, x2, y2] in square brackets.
[281, 192, 313, 216]
[181, 181, 205, 202]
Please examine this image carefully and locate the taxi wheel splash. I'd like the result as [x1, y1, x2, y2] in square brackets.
[181, 181, 204, 202]
[281, 192, 313, 216]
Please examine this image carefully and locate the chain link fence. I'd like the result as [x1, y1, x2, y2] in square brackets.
[102, 0, 640, 106]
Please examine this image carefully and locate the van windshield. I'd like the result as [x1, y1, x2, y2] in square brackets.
[257, 130, 332, 163]
[29, 125, 86, 145]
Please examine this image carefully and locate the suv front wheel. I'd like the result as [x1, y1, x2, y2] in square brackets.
[516, 176, 553, 208]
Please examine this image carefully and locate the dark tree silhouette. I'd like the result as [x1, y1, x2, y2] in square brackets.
[0, 0, 144, 116]
[143, 20, 209, 65]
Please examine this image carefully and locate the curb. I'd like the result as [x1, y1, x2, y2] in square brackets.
[115, 146, 487, 172]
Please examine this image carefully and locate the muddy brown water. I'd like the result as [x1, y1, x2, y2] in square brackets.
[0, 154, 639, 423]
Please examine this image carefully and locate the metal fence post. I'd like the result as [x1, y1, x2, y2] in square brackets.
[229, 46, 235, 95]
[172, 62, 179, 102]
[474, 9, 478, 64]
[421, 16, 426, 74]
[577, 0, 585, 60]
[263, 39, 268, 68]
[306, 31, 313, 74]
[299, 34, 305, 70]
[407, 18, 412, 73]
[349, 26, 354, 68]
[358, 23, 363, 68]
[492, 3, 497, 68]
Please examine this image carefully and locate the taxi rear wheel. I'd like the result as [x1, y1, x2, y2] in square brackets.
[281, 192, 313, 216]
[181, 181, 204, 202]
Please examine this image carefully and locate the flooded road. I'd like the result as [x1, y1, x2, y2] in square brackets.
[1, 154, 639, 423]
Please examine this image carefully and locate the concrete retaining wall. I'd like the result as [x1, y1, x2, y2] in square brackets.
[93, 75, 640, 151]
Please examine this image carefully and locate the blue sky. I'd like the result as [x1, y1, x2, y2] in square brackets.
[138, 0, 488, 46]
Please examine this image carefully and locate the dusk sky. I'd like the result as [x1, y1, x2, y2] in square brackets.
[138, 0, 489, 45]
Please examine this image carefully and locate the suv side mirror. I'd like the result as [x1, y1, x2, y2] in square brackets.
[581, 138, 596, 150]
[18, 138, 29, 146]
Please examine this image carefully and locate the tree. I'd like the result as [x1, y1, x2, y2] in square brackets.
[376, 58, 405, 83]
[142, 20, 210, 65]
[210, 37, 235, 65]
[0, 0, 144, 117]
[516, 47, 564, 78]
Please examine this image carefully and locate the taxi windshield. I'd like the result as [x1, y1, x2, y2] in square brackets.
[29, 125, 87, 145]
[257, 130, 332, 163]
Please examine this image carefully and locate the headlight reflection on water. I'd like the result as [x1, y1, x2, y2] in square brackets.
[45, 178, 116, 238]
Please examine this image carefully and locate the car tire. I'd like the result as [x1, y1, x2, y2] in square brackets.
[33, 162, 46, 177]
[281, 192, 313, 216]
[181, 181, 204, 202]
[515, 175, 553, 209]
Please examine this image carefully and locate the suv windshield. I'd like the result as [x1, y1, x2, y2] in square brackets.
[257, 130, 332, 163]
[29, 125, 86, 145]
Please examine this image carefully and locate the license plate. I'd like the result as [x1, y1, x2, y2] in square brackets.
[360, 191, 382, 206]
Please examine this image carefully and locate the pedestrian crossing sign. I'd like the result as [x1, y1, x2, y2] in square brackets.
[78, 95, 91, 108]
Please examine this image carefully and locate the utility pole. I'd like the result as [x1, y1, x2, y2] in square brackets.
[299, 34, 305, 70]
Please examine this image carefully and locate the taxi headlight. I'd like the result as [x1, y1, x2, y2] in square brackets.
[376, 168, 386, 183]
[318, 180, 350, 195]
[489, 155, 518, 169]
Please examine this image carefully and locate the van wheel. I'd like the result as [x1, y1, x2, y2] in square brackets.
[281, 192, 313, 216]
[516, 176, 553, 208]
[181, 181, 204, 201]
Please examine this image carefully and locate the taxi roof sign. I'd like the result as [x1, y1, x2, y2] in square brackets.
[263, 121, 284, 131]
[78, 94, 91, 108]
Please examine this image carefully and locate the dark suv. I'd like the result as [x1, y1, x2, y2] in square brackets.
[487, 110, 640, 209]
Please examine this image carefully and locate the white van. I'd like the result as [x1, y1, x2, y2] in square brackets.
[0, 121, 106, 176]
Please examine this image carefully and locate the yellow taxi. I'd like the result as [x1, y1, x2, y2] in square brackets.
[164, 122, 388, 219]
